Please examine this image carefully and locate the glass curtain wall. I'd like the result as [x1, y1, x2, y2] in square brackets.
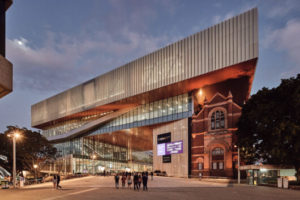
[42, 111, 113, 138]
[48, 93, 192, 174]
[89, 93, 192, 136]
[53, 135, 152, 174]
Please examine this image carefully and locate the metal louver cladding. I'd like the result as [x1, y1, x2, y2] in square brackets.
[31, 8, 258, 127]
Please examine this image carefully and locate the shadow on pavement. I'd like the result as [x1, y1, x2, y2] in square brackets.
[21, 187, 75, 191]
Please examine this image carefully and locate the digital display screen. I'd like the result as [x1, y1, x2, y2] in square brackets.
[166, 141, 183, 155]
[157, 143, 166, 156]
[157, 132, 171, 144]
[156, 140, 183, 156]
[163, 155, 171, 163]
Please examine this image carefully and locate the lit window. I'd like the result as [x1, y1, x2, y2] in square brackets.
[220, 112, 225, 128]
[216, 111, 220, 128]
[211, 148, 224, 171]
[212, 147, 224, 155]
[211, 114, 215, 129]
[213, 162, 217, 170]
[211, 110, 225, 130]
[219, 162, 223, 170]
[198, 163, 203, 170]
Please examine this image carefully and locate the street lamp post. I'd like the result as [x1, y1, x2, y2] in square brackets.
[33, 164, 38, 184]
[234, 145, 240, 184]
[13, 134, 16, 188]
[8, 132, 20, 189]
[238, 147, 240, 184]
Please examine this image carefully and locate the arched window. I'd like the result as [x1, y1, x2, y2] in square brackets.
[211, 147, 224, 170]
[212, 147, 224, 156]
[197, 157, 204, 171]
[211, 110, 225, 130]
[211, 114, 215, 129]
[220, 112, 225, 128]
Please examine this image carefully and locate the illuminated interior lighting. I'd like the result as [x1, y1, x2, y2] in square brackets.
[197, 89, 203, 97]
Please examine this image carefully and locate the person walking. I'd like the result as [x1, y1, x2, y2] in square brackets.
[138, 173, 142, 189]
[150, 171, 153, 180]
[133, 173, 139, 191]
[121, 173, 126, 189]
[127, 174, 132, 189]
[114, 173, 120, 189]
[56, 174, 62, 189]
[142, 173, 148, 191]
[53, 174, 57, 189]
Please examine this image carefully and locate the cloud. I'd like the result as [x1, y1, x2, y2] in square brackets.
[4, 0, 184, 94]
[212, 11, 235, 24]
[6, 28, 176, 93]
[211, 3, 256, 25]
[266, 0, 299, 18]
[263, 19, 300, 77]
[212, 15, 221, 24]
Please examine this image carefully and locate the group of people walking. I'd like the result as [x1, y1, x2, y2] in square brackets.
[52, 174, 62, 189]
[115, 172, 151, 191]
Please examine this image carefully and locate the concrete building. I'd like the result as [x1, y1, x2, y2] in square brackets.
[0, 0, 13, 99]
[31, 8, 258, 178]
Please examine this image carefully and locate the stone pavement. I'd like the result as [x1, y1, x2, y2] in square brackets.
[1, 176, 299, 200]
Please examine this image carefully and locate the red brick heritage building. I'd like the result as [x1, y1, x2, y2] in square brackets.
[191, 91, 242, 178]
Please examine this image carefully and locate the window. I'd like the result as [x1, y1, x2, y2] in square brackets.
[219, 162, 224, 170]
[162, 99, 168, 116]
[220, 112, 225, 128]
[212, 147, 224, 155]
[198, 163, 203, 170]
[211, 114, 215, 129]
[211, 110, 225, 130]
[212, 147, 225, 170]
[216, 111, 220, 128]
[154, 101, 159, 118]
[213, 162, 217, 170]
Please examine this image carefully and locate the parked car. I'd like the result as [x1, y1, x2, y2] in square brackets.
[153, 170, 167, 176]
[154, 170, 161, 176]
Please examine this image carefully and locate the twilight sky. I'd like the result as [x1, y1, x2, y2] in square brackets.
[0, 0, 300, 132]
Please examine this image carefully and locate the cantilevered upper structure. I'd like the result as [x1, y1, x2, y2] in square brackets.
[32, 8, 258, 178]
[0, 0, 13, 98]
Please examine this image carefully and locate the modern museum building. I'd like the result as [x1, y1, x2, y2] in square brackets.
[31, 8, 258, 178]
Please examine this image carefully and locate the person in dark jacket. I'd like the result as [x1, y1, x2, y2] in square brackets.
[133, 173, 139, 190]
[138, 174, 142, 189]
[115, 174, 120, 189]
[142, 173, 148, 191]
[121, 173, 126, 188]
[56, 174, 62, 189]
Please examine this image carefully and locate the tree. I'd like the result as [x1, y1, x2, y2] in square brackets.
[237, 74, 300, 181]
[0, 126, 57, 175]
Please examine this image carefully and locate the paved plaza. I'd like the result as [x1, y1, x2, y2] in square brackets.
[1, 176, 300, 200]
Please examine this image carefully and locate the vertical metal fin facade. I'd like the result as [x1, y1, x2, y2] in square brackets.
[31, 8, 258, 127]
